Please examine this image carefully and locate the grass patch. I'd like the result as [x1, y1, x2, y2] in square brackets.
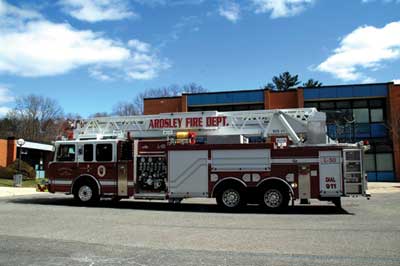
[0, 178, 38, 188]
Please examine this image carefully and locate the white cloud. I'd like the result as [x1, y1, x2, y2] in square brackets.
[0, 85, 13, 104]
[60, 0, 136, 22]
[0, 106, 10, 116]
[0, 0, 169, 80]
[219, 1, 240, 23]
[316, 21, 400, 82]
[252, 0, 314, 18]
[0, 85, 13, 117]
[393, 79, 400, 84]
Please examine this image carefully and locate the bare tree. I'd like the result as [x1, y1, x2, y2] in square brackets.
[6, 94, 63, 143]
[113, 101, 139, 116]
[90, 112, 109, 118]
[182, 83, 207, 94]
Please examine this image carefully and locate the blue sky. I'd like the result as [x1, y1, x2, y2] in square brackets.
[0, 0, 399, 117]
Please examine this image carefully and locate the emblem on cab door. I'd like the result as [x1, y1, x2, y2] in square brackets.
[97, 165, 106, 177]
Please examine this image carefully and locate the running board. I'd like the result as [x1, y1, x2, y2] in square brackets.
[134, 193, 166, 200]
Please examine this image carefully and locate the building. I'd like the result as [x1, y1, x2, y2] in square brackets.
[144, 82, 400, 182]
[0, 137, 54, 171]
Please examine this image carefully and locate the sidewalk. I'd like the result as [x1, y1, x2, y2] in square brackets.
[367, 182, 400, 194]
[0, 187, 38, 197]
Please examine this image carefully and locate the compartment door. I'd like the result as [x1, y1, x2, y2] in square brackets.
[118, 163, 128, 196]
[168, 150, 208, 198]
[319, 150, 342, 197]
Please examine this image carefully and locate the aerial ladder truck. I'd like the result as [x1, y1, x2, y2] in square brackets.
[45, 108, 369, 210]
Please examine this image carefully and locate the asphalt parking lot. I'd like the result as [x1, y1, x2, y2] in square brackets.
[0, 189, 399, 266]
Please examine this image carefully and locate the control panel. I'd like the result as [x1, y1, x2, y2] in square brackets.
[137, 156, 167, 192]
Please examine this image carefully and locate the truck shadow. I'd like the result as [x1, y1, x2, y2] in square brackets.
[8, 196, 353, 215]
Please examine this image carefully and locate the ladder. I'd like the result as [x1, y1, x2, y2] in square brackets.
[73, 108, 327, 144]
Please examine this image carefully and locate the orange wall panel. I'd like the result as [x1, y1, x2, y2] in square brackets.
[0, 140, 7, 167]
[269, 90, 302, 109]
[144, 97, 183, 115]
[388, 84, 400, 181]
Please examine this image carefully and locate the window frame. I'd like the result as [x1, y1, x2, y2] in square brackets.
[95, 143, 114, 162]
[83, 144, 94, 162]
[56, 144, 76, 162]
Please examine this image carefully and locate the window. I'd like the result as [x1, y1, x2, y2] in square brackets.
[96, 144, 113, 161]
[304, 102, 319, 108]
[353, 108, 369, 123]
[370, 109, 383, 122]
[369, 99, 384, 108]
[376, 153, 394, 171]
[319, 102, 335, 109]
[84, 144, 93, 162]
[56, 144, 75, 162]
[120, 142, 133, 160]
[336, 101, 351, 109]
[363, 154, 376, 172]
[353, 100, 368, 108]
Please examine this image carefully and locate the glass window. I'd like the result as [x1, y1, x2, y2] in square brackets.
[370, 109, 383, 122]
[364, 154, 376, 172]
[345, 150, 361, 161]
[376, 153, 394, 171]
[96, 144, 113, 161]
[336, 101, 351, 109]
[369, 99, 384, 108]
[248, 104, 264, 110]
[84, 144, 93, 162]
[353, 108, 369, 123]
[56, 144, 75, 162]
[218, 106, 233, 111]
[304, 102, 319, 108]
[320, 102, 335, 109]
[353, 100, 368, 108]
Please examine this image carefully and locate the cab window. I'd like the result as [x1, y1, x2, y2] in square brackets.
[56, 144, 76, 162]
[96, 144, 113, 162]
[84, 144, 93, 162]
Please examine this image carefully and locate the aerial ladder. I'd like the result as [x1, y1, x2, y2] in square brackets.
[72, 108, 329, 145]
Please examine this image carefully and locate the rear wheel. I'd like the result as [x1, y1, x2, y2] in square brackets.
[216, 187, 245, 210]
[73, 180, 99, 205]
[332, 198, 342, 208]
[260, 187, 289, 211]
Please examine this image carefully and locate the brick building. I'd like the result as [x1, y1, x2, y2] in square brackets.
[144, 82, 400, 182]
[0, 138, 54, 170]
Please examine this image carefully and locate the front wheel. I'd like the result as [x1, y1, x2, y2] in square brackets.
[216, 187, 245, 210]
[260, 187, 289, 212]
[73, 181, 99, 205]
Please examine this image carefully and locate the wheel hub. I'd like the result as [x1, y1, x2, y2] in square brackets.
[222, 189, 240, 208]
[78, 185, 93, 202]
[264, 189, 283, 208]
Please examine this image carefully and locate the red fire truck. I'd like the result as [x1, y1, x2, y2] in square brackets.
[45, 108, 369, 210]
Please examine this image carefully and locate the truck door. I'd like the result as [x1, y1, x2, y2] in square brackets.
[298, 165, 311, 201]
[319, 150, 342, 197]
[49, 143, 78, 192]
[117, 141, 133, 197]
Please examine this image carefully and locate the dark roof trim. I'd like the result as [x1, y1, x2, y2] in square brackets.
[299, 82, 392, 90]
[143, 96, 182, 100]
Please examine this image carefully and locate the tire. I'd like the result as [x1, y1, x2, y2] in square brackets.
[260, 187, 289, 212]
[332, 198, 342, 209]
[73, 180, 100, 205]
[216, 186, 245, 210]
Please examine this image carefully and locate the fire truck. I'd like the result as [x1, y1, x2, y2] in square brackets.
[45, 108, 369, 210]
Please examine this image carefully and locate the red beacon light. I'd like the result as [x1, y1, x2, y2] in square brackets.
[188, 132, 197, 145]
